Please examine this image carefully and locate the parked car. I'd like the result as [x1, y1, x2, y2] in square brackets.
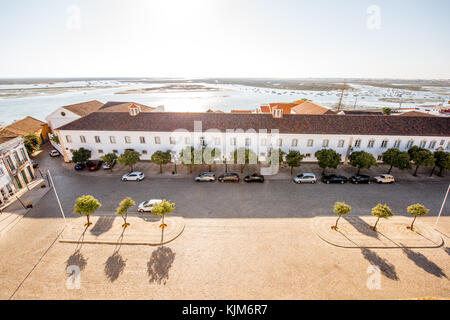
[244, 173, 265, 183]
[49, 149, 60, 157]
[195, 172, 216, 182]
[293, 173, 317, 184]
[374, 174, 395, 184]
[350, 175, 371, 184]
[322, 174, 348, 184]
[217, 173, 240, 183]
[121, 171, 145, 181]
[74, 163, 86, 171]
[137, 199, 162, 213]
[102, 159, 116, 170]
[86, 160, 103, 171]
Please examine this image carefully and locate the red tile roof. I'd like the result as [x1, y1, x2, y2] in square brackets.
[396, 111, 437, 117]
[231, 110, 253, 114]
[62, 100, 104, 116]
[57, 112, 450, 137]
[291, 101, 335, 115]
[98, 101, 155, 113]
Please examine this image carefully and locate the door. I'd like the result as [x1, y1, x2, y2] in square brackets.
[21, 170, 29, 184]
[27, 166, 34, 180]
[14, 176, 23, 189]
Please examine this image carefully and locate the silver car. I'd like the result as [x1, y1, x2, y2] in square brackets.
[137, 199, 162, 213]
[195, 172, 216, 182]
[293, 173, 317, 184]
[121, 171, 145, 181]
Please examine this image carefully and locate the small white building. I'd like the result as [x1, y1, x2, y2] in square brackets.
[54, 105, 450, 165]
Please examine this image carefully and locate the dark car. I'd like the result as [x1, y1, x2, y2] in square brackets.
[86, 160, 103, 171]
[350, 175, 371, 184]
[244, 173, 264, 183]
[74, 163, 86, 171]
[322, 174, 348, 184]
[218, 173, 240, 183]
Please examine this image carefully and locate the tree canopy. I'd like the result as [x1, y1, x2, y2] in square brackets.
[116, 197, 136, 228]
[151, 150, 172, 173]
[23, 134, 41, 155]
[349, 151, 377, 174]
[151, 199, 175, 229]
[382, 107, 392, 115]
[408, 147, 435, 176]
[434, 151, 450, 176]
[72, 147, 91, 164]
[314, 149, 341, 174]
[285, 150, 304, 174]
[74, 195, 101, 226]
[232, 147, 257, 173]
[371, 203, 394, 230]
[118, 149, 140, 172]
[332, 202, 352, 230]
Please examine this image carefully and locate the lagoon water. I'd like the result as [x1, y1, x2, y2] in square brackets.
[0, 80, 448, 126]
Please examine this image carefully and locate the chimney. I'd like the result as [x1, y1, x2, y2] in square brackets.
[129, 103, 141, 116]
[272, 108, 283, 118]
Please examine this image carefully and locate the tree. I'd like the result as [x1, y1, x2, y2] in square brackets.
[268, 148, 286, 166]
[349, 151, 377, 175]
[50, 134, 60, 145]
[116, 197, 136, 228]
[285, 150, 304, 175]
[118, 149, 140, 172]
[23, 134, 41, 155]
[382, 148, 400, 174]
[151, 150, 172, 174]
[232, 147, 257, 173]
[332, 202, 352, 230]
[101, 153, 118, 172]
[408, 147, 434, 176]
[382, 107, 392, 115]
[73, 195, 101, 227]
[180, 146, 196, 174]
[72, 147, 91, 164]
[433, 151, 450, 176]
[151, 199, 175, 229]
[202, 147, 221, 172]
[406, 204, 429, 231]
[315, 149, 341, 174]
[371, 203, 394, 231]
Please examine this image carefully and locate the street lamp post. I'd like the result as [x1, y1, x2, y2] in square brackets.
[434, 184, 449, 229]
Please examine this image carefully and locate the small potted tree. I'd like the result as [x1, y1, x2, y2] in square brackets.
[151, 199, 175, 229]
[371, 203, 394, 231]
[73, 195, 102, 227]
[406, 204, 429, 231]
[331, 202, 352, 231]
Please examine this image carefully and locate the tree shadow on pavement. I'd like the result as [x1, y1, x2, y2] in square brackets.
[66, 226, 89, 271]
[104, 229, 127, 282]
[361, 248, 399, 280]
[90, 216, 115, 236]
[345, 216, 379, 239]
[444, 247, 450, 256]
[402, 248, 448, 279]
[147, 246, 176, 285]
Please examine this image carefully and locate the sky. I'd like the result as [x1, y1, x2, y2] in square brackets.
[0, 0, 449, 79]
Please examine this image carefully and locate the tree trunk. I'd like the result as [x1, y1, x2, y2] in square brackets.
[130, 165, 133, 172]
[357, 167, 361, 175]
[429, 166, 435, 177]
[159, 164, 162, 174]
[388, 165, 393, 174]
[413, 165, 419, 176]
[373, 217, 380, 231]
[241, 164, 244, 174]
[189, 166, 192, 174]
[225, 163, 228, 173]
[86, 214, 91, 226]
[209, 164, 212, 172]
[290, 166, 293, 175]
[410, 216, 417, 230]
[439, 167, 444, 177]
[335, 215, 341, 229]
[322, 167, 326, 175]
[174, 163, 177, 174]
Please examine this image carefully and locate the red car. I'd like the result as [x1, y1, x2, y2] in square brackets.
[86, 160, 103, 171]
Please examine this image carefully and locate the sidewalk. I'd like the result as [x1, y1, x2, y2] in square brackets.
[0, 178, 52, 237]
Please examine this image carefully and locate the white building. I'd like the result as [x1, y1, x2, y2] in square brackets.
[54, 104, 450, 165]
[0, 135, 35, 206]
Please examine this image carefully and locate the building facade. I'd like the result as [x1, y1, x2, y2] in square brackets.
[0, 137, 35, 205]
[54, 105, 450, 165]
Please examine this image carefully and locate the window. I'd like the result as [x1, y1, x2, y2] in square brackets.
[429, 141, 436, 149]
[406, 140, 414, 149]
[214, 137, 221, 146]
[419, 140, 426, 148]
[60, 112, 66, 116]
[393, 140, 401, 148]
[260, 138, 267, 146]
[322, 139, 329, 147]
[307, 139, 314, 147]
[170, 137, 176, 145]
[98, 149, 103, 154]
[125, 136, 131, 144]
[5, 155, 14, 170]
[338, 140, 345, 148]
[142, 150, 148, 154]
[94, 136, 101, 143]
[277, 139, 282, 147]
[13, 151, 20, 163]
[377, 155, 383, 161]
[291, 139, 298, 147]
[354, 139, 361, 148]
[65, 135, 72, 143]
[185, 137, 190, 145]
[305, 153, 311, 158]
[80, 135, 86, 143]
[20, 148, 27, 160]
[154, 136, 161, 144]
[139, 136, 146, 144]
[200, 136, 206, 146]
[113, 149, 118, 154]
[381, 140, 388, 148]
[440, 140, 445, 146]
[245, 138, 251, 146]
[110, 136, 116, 144]
[367, 140, 375, 148]
[230, 137, 236, 146]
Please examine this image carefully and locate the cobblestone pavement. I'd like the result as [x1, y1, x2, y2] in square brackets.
[0, 143, 448, 299]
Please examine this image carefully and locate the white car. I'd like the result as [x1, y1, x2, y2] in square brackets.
[49, 149, 60, 157]
[374, 174, 395, 184]
[293, 173, 317, 184]
[137, 199, 162, 213]
[121, 171, 145, 181]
